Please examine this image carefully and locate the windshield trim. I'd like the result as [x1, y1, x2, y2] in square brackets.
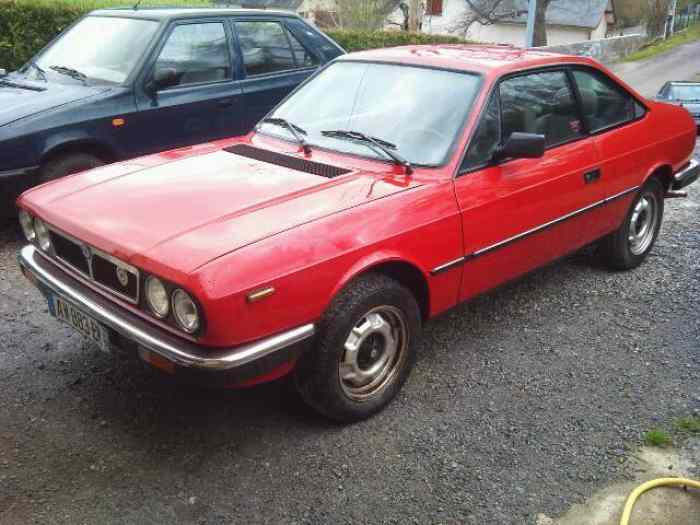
[29, 14, 163, 87]
[255, 60, 483, 169]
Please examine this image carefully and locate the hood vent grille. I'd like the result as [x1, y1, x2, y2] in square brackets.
[224, 144, 351, 179]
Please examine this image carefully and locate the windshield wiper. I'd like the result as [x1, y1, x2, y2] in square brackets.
[28, 61, 47, 82]
[321, 129, 413, 174]
[263, 117, 311, 154]
[50, 65, 87, 83]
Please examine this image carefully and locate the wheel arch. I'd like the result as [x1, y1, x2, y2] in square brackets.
[643, 162, 673, 192]
[329, 254, 431, 321]
[40, 138, 118, 167]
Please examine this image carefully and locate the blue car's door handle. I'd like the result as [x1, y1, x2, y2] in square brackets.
[217, 98, 235, 108]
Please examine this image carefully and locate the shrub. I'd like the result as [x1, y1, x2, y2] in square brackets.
[327, 29, 466, 52]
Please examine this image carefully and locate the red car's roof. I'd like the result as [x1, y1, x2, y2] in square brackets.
[339, 44, 595, 75]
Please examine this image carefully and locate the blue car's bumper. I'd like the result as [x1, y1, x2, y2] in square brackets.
[0, 165, 38, 219]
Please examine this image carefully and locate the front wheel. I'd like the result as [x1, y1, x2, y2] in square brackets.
[294, 273, 421, 422]
[600, 177, 664, 270]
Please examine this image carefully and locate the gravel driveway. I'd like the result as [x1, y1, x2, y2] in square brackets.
[1, 143, 699, 524]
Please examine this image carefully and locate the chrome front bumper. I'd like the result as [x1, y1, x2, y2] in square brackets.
[18, 245, 315, 372]
[673, 159, 700, 190]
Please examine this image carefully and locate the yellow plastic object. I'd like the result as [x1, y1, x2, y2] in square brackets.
[620, 477, 700, 525]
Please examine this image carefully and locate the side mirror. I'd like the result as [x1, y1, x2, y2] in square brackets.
[494, 132, 545, 161]
[146, 67, 178, 95]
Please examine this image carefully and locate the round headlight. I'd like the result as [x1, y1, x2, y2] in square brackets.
[145, 277, 169, 319]
[19, 210, 35, 242]
[34, 219, 51, 252]
[172, 289, 200, 333]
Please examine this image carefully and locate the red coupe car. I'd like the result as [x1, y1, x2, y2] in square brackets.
[17, 45, 699, 421]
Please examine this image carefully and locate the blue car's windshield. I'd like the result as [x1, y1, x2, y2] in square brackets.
[259, 61, 481, 167]
[670, 84, 700, 101]
[33, 16, 159, 84]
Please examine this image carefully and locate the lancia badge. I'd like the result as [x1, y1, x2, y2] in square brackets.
[116, 267, 129, 287]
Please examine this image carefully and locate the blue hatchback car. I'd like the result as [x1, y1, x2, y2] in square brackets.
[0, 7, 344, 219]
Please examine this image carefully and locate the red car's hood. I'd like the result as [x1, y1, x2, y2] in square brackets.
[22, 147, 419, 274]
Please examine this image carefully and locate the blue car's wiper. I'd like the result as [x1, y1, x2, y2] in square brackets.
[28, 61, 47, 82]
[50, 65, 87, 84]
[321, 129, 413, 174]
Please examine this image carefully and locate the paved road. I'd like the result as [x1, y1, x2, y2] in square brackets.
[610, 39, 700, 97]
[1, 70, 700, 525]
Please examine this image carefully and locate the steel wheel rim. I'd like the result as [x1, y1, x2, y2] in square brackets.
[628, 192, 659, 256]
[339, 305, 408, 401]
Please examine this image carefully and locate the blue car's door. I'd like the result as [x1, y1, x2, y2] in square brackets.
[232, 18, 323, 132]
[132, 18, 245, 155]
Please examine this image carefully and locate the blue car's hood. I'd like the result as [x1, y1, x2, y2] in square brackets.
[0, 77, 109, 127]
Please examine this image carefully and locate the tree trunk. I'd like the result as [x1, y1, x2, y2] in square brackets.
[407, 0, 422, 31]
[532, 0, 550, 47]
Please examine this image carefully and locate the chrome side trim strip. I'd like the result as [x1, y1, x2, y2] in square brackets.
[430, 256, 466, 276]
[430, 185, 640, 275]
[18, 245, 315, 371]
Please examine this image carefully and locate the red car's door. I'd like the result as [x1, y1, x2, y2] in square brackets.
[452, 69, 609, 301]
[570, 67, 650, 227]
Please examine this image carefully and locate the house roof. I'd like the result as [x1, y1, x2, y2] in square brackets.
[496, 0, 612, 30]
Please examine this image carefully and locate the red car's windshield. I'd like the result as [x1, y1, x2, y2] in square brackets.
[259, 61, 482, 166]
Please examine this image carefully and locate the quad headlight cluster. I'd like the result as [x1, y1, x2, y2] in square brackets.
[19, 209, 51, 252]
[145, 276, 201, 334]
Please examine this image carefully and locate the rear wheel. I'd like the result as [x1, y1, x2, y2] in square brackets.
[294, 273, 421, 422]
[600, 177, 664, 270]
[38, 153, 105, 184]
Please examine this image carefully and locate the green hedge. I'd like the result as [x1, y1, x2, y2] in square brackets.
[0, 0, 468, 72]
[325, 30, 466, 53]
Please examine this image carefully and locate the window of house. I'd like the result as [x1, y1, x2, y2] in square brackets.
[154, 23, 231, 87]
[426, 0, 444, 16]
[236, 21, 316, 76]
[572, 68, 645, 133]
[461, 93, 500, 172]
[499, 71, 584, 147]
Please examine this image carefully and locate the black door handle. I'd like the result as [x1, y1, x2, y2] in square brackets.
[584, 168, 601, 184]
[217, 98, 234, 108]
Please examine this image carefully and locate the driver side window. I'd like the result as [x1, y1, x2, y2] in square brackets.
[154, 22, 232, 88]
[461, 94, 500, 173]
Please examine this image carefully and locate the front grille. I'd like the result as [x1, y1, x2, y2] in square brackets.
[49, 229, 139, 303]
[51, 231, 90, 275]
[92, 253, 138, 301]
[224, 144, 351, 179]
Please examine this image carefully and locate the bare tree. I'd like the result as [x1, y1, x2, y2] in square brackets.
[336, 0, 403, 30]
[451, 0, 601, 47]
[643, 0, 673, 38]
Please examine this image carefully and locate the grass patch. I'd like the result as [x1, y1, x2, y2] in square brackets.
[624, 23, 700, 62]
[643, 429, 673, 447]
[674, 416, 700, 434]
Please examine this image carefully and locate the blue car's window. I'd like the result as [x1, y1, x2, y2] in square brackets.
[260, 62, 481, 166]
[236, 21, 315, 76]
[35, 16, 158, 84]
[154, 23, 232, 87]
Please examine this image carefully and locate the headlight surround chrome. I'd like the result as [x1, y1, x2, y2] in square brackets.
[171, 289, 200, 334]
[19, 210, 36, 242]
[145, 276, 169, 319]
[34, 218, 51, 252]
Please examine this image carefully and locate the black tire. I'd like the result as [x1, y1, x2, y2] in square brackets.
[600, 177, 664, 270]
[38, 153, 105, 184]
[294, 273, 421, 423]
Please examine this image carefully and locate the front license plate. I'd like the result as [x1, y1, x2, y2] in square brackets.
[51, 296, 110, 353]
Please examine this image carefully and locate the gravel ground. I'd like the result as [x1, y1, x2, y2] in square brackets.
[1, 143, 699, 525]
